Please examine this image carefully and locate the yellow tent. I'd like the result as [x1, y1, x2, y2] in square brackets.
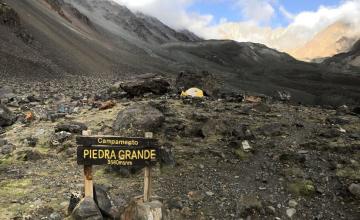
[181, 88, 204, 98]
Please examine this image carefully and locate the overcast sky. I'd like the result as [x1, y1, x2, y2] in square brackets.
[112, 0, 360, 51]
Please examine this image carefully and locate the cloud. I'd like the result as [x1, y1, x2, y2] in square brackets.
[206, 0, 360, 51]
[279, 5, 294, 20]
[236, 0, 276, 24]
[112, 0, 211, 30]
[112, 0, 360, 52]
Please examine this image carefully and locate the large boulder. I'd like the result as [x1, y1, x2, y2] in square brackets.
[0, 104, 16, 127]
[175, 70, 221, 97]
[117, 73, 170, 97]
[71, 197, 103, 220]
[113, 104, 165, 135]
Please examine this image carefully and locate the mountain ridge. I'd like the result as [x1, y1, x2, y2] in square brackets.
[0, 0, 360, 106]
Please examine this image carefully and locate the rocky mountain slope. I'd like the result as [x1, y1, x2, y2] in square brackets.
[324, 39, 360, 69]
[0, 73, 359, 219]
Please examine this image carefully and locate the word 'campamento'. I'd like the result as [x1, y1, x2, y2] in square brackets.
[97, 138, 139, 146]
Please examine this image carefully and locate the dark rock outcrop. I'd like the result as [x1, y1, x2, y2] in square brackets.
[118, 73, 170, 97]
[55, 121, 87, 134]
[113, 103, 165, 135]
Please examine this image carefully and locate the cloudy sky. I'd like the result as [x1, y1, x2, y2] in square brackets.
[113, 0, 360, 51]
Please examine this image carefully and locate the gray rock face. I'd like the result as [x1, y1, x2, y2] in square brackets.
[0, 104, 16, 127]
[71, 197, 103, 220]
[175, 70, 221, 97]
[119, 73, 170, 97]
[113, 104, 165, 135]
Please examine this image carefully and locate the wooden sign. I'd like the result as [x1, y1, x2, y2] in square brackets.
[76, 136, 159, 167]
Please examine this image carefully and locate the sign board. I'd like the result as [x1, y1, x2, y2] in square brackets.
[76, 136, 159, 167]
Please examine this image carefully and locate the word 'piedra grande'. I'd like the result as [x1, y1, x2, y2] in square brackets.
[83, 149, 156, 160]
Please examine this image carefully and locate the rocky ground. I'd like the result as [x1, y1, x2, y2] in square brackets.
[0, 72, 359, 220]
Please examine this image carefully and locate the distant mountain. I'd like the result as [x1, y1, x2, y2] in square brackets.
[288, 21, 360, 61]
[324, 39, 360, 68]
[0, 0, 360, 105]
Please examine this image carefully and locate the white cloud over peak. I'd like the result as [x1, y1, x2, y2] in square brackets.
[112, 0, 360, 52]
[236, 0, 275, 24]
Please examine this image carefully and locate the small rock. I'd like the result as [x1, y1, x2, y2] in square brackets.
[167, 197, 183, 210]
[320, 128, 341, 138]
[336, 105, 350, 115]
[275, 90, 291, 101]
[0, 104, 16, 127]
[68, 192, 81, 214]
[286, 208, 296, 218]
[236, 195, 263, 217]
[348, 183, 360, 198]
[0, 138, 8, 147]
[252, 103, 271, 113]
[55, 121, 87, 134]
[187, 191, 205, 201]
[31, 106, 49, 120]
[259, 123, 285, 136]
[24, 137, 38, 147]
[326, 116, 349, 125]
[49, 212, 61, 220]
[242, 140, 252, 152]
[266, 206, 276, 215]
[99, 100, 116, 110]
[0, 144, 15, 155]
[288, 199, 298, 208]
[17, 148, 42, 161]
[206, 191, 214, 196]
[51, 131, 72, 146]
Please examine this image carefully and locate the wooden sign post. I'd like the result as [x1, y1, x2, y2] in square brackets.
[144, 132, 153, 202]
[82, 130, 93, 198]
[76, 132, 159, 202]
